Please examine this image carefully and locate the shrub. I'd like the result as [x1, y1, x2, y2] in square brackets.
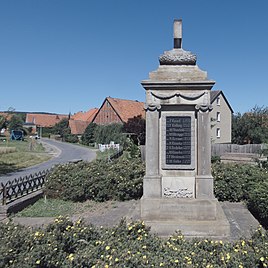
[247, 180, 268, 224]
[81, 122, 97, 146]
[213, 163, 267, 202]
[213, 162, 268, 227]
[44, 157, 145, 202]
[64, 134, 79, 143]
[0, 218, 267, 267]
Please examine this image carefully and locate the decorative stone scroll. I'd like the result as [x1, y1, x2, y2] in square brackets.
[144, 104, 161, 111]
[151, 92, 205, 101]
[195, 104, 213, 112]
[159, 49, 197, 65]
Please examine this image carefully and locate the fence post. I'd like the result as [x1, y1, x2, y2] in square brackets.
[2, 184, 7, 205]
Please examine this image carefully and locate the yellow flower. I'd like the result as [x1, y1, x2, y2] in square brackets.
[105, 245, 110, 251]
[260, 257, 265, 262]
[174, 259, 179, 263]
[239, 265, 243, 268]
[143, 255, 147, 259]
[128, 226, 133, 231]
[160, 263, 164, 266]
[68, 253, 74, 261]
[115, 258, 119, 262]
[34, 231, 40, 237]
[36, 260, 41, 264]
[105, 265, 109, 268]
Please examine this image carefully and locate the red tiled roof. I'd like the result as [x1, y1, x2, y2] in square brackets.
[26, 113, 69, 127]
[69, 120, 90, 135]
[107, 97, 145, 123]
[0, 112, 12, 121]
[72, 108, 98, 122]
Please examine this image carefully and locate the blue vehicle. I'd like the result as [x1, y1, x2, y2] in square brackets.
[10, 130, 24, 141]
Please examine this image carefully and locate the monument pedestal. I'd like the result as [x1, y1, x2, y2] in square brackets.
[141, 197, 230, 238]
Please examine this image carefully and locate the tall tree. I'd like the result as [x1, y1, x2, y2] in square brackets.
[232, 106, 268, 144]
[123, 115, 146, 145]
[94, 123, 125, 145]
[81, 122, 97, 145]
[53, 118, 70, 138]
[8, 114, 24, 133]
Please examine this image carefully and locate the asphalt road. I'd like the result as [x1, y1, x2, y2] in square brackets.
[0, 138, 96, 184]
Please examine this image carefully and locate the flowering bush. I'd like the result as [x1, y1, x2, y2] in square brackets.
[44, 157, 145, 202]
[0, 217, 267, 267]
[213, 163, 268, 227]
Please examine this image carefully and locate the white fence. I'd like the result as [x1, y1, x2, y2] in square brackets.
[98, 141, 120, 152]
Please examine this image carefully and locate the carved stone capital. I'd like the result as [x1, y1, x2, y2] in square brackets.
[195, 104, 213, 112]
[144, 104, 161, 111]
[159, 48, 197, 65]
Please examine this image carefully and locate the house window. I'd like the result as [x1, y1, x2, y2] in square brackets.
[216, 112, 220, 122]
[216, 128, 221, 138]
[216, 97, 220, 106]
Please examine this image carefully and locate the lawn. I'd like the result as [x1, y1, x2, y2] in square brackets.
[15, 197, 117, 217]
[0, 139, 51, 175]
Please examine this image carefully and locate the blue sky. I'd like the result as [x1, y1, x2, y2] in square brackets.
[0, 1, 267, 115]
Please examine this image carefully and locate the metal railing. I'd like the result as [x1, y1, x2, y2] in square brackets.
[0, 170, 50, 205]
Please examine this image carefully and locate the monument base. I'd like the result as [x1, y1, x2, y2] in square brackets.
[140, 197, 230, 238]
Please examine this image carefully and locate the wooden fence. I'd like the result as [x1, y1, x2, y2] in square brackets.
[0, 170, 50, 205]
[211, 143, 267, 156]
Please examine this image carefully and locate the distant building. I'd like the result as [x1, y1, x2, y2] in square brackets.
[69, 108, 98, 135]
[25, 113, 69, 128]
[210, 90, 233, 144]
[92, 97, 145, 125]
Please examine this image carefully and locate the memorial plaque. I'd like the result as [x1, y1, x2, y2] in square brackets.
[166, 116, 191, 165]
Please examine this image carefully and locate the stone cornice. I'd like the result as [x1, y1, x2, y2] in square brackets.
[141, 81, 215, 91]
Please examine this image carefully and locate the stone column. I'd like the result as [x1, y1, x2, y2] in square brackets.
[195, 104, 214, 199]
[143, 104, 162, 198]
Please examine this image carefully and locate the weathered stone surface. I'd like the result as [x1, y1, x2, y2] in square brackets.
[149, 65, 208, 82]
[159, 48, 197, 65]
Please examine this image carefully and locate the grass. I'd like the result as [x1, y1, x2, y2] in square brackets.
[0, 139, 51, 175]
[96, 148, 118, 160]
[15, 198, 117, 217]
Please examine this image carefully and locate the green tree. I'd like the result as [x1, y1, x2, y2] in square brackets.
[8, 114, 24, 133]
[94, 123, 125, 145]
[232, 106, 268, 144]
[0, 115, 7, 130]
[52, 118, 70, 137]
[123, 115, 146, 145]
[81, 122, 97, 145]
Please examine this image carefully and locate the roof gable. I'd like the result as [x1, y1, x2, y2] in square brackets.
[72, 108, 98, 122]
[107, 97, 145, 123]
[210, 90, 233, 113]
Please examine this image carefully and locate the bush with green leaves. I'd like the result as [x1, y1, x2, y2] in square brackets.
[44, 157, 145, 202]
[213, 162, 268, 226]
[1, 217, 267, 267]
[93, 123, 126, 145]
[81, 122, 97, 146]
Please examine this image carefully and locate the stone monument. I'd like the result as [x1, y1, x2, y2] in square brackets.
[140, 19, 230, 238]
